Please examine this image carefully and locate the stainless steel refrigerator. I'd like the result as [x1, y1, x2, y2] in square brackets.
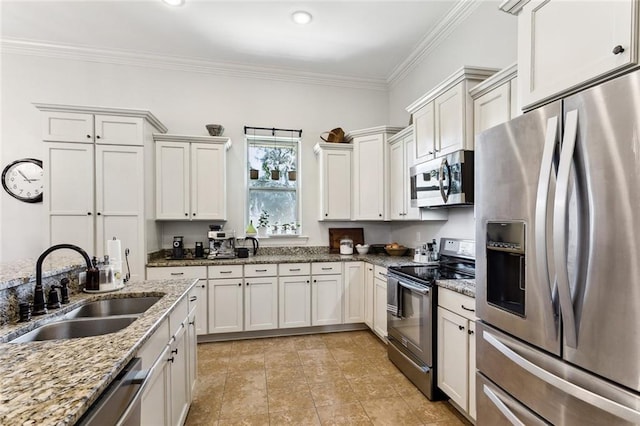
[475, 69, 640, 425]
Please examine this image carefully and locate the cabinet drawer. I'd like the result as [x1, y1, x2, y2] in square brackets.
[137, 318, 169, 369]
[146, 266, 206, 280]
[312, 262, 342, 275]
[208, 265, 243, 279]
[438, 287, 476, 321]
[169, 295, 189, 337]
[373, 265, 388, 281]
[244, 264, 278, 277]
[279, 263, 311, 276]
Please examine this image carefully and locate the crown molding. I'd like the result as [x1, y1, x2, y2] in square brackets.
[387, 124, 414, 144]
[469, 62, 517, 99]
[1, 38, 388, 92]
[346, 125, 404, 139]
[499, 0, 530, 15]
[313, 142, 354, 156]
[153, 133, 232, 150]
[387, 0, 482, 87]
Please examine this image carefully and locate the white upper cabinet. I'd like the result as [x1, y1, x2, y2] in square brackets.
[470, 63, 519, 135]
[349, 126, 402, 221]
[407, 67, 497, 162]
[313, 143, 352, 221]
[37, 103, 166, 280]
[388, 126, 421, 221]
[511, 0, 638, 110]
[154, 134, 232, 221]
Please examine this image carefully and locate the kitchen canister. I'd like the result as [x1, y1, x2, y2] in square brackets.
[340, 236, 354, 255]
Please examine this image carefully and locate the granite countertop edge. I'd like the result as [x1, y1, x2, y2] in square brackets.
[436, 278, 476, 298]
[0, 278, 197, 426]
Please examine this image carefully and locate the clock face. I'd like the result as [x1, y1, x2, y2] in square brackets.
[2, 158, 44, 203]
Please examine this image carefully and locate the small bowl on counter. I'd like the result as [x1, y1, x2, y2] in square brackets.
[385, 246, 408, 256]
[356, 244, 370, 254]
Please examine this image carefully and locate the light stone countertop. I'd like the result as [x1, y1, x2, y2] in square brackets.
[437, 278, 476, 298]
[0, 278, 197, 425]
[147, 253, 420, 269]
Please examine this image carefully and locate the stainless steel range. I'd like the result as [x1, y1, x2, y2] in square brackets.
[387, 238, 475, 400]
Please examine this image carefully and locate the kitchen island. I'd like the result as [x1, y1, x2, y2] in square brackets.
[0, 278, 197, 425]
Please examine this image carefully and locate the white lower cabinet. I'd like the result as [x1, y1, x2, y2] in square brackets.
[364, 263, 374, 329]
[244, 277, 278, 331]
[373, 269, 387, 340]
[437, 287, 477, 421]
[208, 278, 243, 333]
[343, 261, 365, 323]
[170, 324, 190, 426]
[141, 344, 171, 426]
[279, 275, 311, 328]
[311, 263, 343, 326]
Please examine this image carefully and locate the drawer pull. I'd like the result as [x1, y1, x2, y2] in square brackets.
[256, 269, 267, 272]
[321, 267, 333, 271]
[461, 304, 475, 312]
[289, 268, 301, 272]
[458, 325, 465, 331]
[378, 272, 388, 278]
[189, 296, 197, 302]
[220, 271, 233, 274]
[170, 272, 184, 276]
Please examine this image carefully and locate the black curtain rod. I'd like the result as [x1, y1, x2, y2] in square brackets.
[244, 126, 302, 138]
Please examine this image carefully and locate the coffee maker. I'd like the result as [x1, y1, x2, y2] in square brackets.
[207, 226, 236, 259]
[172, 236, 185, 259]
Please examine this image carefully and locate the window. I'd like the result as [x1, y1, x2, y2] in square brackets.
[246, 131, 300, 235]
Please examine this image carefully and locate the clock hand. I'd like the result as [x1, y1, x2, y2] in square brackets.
[17, 170, 32, 183]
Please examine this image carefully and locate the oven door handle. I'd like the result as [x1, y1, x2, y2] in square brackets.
[398, 280, 430, 295]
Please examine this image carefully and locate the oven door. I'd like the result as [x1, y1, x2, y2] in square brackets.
[387, 278, 432, 366]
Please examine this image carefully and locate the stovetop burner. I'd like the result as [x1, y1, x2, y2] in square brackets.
[388, 258, 475, 285]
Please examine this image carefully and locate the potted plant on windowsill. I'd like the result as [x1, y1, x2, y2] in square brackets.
[257, 210, 269, 237]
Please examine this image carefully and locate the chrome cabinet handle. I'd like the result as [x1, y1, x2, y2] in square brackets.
[553, 109, 579, 348]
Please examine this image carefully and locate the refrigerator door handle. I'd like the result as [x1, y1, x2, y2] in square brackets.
[483, 384, 527, 426]
[553, 109, 579, 348]
[483, 329, 640, 424]
[534, 115, 560, 338]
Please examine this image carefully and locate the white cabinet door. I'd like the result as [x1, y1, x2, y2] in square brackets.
[437, 307, 468, 410]
[244, 277, 278, 331]
[45, 142, 94, 251]
[170, 325, 190, 426]
[518, 0, 636, 109]
[190, 142, 226, 220]
[155, 142, 190, 220]
[364, 264, 374, 329]
[388, 140, 405, 221]
[373, 277, 387, 340]
[42, 111, 94, 143]
[208, 279, 243, 333]
[414, 102, 435, 161]
[468, 320, 477, 421]
[193, 281, 208, 335]
[321, 148, 352, 220]
[435, 82, 466, 156]
[311, 274, 343, 326]
[94, 144, 145, 279]
[343, 262, 364, 324]
[141, 345, 170, 426]
[278, 275, 311, 328]
[403, 133, 421, 220]
[353, 134, 384, 220]
[94, 115, 143, 146]
[187, 306, 198, 397]
[473, 82, 511, 135]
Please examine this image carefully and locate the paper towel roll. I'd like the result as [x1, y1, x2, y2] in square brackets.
[107, 238, 122, 263]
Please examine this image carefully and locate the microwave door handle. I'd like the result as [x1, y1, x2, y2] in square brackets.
[553, 109, 579, 348]
[535, 115, 561, 340]
[439, 158, 450, 203]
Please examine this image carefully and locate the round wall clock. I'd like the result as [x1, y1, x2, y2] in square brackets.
[2, 158, 44, 203]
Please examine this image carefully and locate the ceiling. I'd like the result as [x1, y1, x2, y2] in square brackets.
[1, 0, 465, 84]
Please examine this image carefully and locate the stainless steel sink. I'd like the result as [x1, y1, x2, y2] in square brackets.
[10, 317, 138, 343]
[64, 296, 161, 318]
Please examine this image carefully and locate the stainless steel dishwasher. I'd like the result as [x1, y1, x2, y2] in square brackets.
[77, 357, 146, 426]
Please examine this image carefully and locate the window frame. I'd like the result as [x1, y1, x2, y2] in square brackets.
[245, 134, 302, 236]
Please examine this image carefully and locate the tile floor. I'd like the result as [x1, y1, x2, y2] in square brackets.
[185, 330, 470, 425]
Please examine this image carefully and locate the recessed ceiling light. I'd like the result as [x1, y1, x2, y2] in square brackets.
[291, 11, 312, 25]
[162, 0, 184, 6]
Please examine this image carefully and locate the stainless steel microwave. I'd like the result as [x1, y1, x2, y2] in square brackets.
[410, 150, 474, 208]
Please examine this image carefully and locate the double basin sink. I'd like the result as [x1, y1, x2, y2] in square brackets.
[11, 296, 161, 343]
